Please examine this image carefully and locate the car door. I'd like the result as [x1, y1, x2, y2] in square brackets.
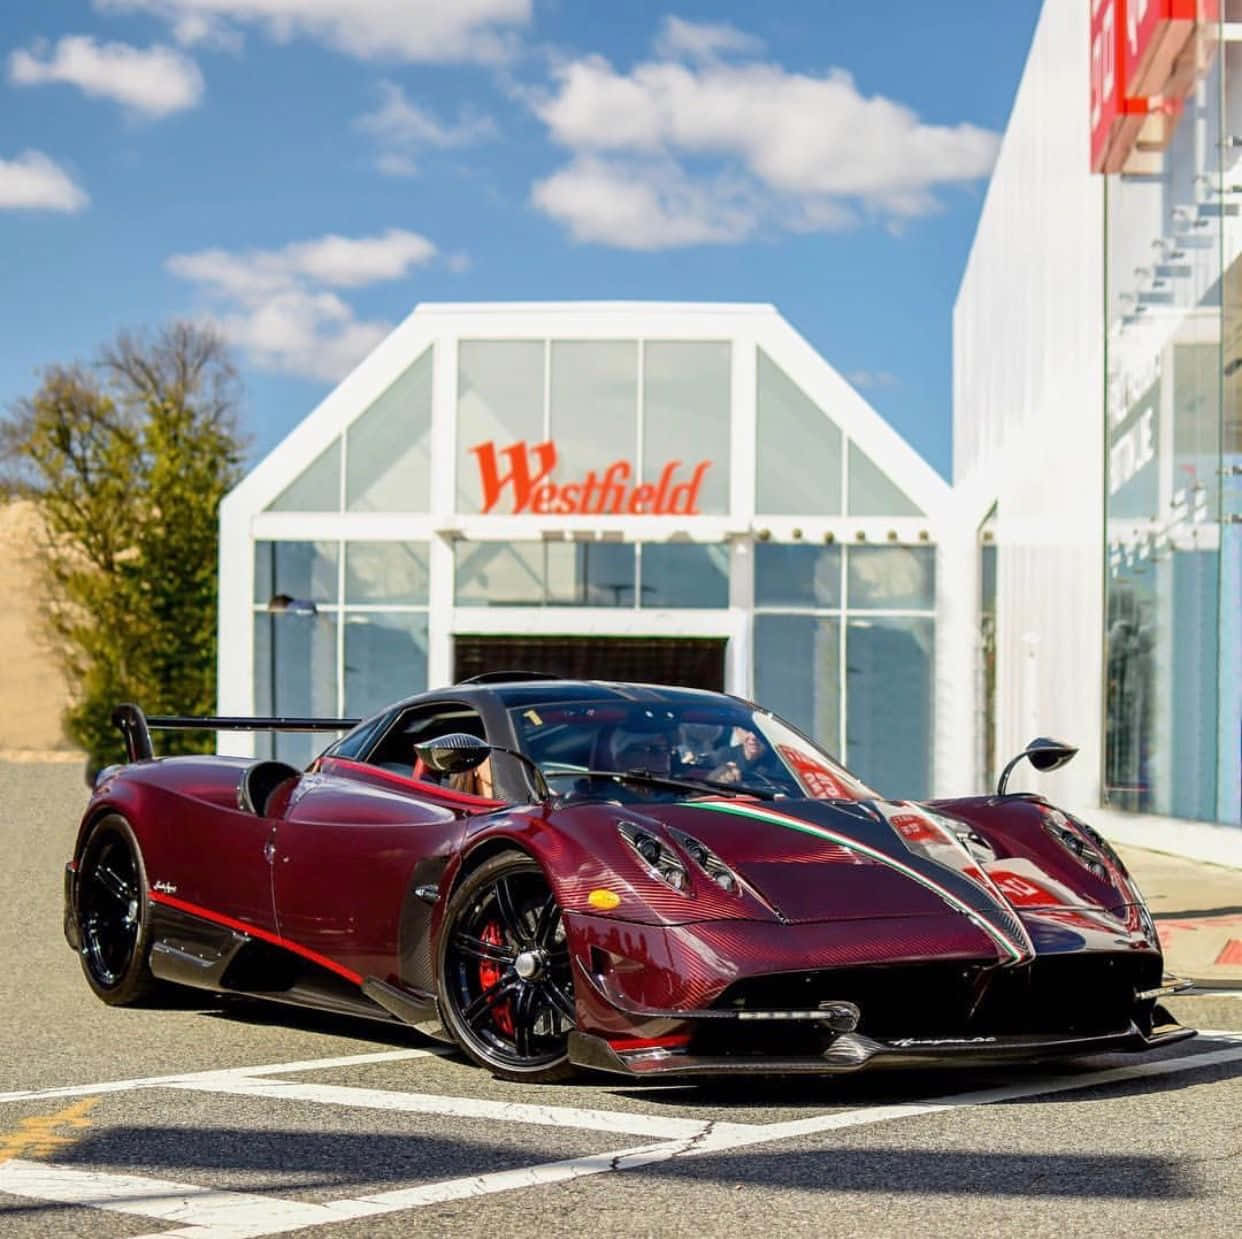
[269, 701, 502, 984]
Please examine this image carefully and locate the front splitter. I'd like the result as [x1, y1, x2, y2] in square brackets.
[568, 1021, 1196, 1077]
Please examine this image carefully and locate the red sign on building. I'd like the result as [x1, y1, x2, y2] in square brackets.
[1091, 0, 1148, 173]
[470, 440, 712, 516]
[1125, 1, 1200, 98]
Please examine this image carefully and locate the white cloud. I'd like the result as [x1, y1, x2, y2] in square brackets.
[652, 17, 764, 63]
[533, 155, 756, 251]
[846, 369, 900, 390]
[529, 30, 999, 248]
[8, 36, 204, 118]
[167, 228, 437, 380]
[0, 150, 89, 212]
[356, 81, 496, 176]
[93, 0, 532, 63]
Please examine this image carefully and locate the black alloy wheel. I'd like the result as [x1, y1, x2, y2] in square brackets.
[437, 852, 578, 1082]
[76, 814, 159, 1005]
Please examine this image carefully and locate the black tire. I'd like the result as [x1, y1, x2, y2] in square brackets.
[75, 813, 160, 1006]
[437, 852, 578, 1083]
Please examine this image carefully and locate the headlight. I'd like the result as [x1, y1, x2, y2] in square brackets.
[1042, 809, 1110, 881]
[668, 828, 739, 893]
[618, 822, 689, 892]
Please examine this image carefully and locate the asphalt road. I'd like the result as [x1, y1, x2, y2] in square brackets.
[2, 759, 1241, 1238]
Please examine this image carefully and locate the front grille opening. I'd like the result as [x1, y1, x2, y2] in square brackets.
[706, 953, 1161, 1049]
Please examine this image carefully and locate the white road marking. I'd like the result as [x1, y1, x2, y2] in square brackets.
[165, 1075, 747, 1140]
[0, 1048, 439, 1105]
[19, 1038, 1224, 1239]
[0, 1159, 390, 1232]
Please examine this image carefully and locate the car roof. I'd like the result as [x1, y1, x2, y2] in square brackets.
[490, 679, 736, 708]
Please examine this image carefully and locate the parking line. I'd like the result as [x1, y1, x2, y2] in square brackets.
[166, 1075, 751, 1140]
[0, 1048, 440, 1106]
[84, 1039, 1242, 1239]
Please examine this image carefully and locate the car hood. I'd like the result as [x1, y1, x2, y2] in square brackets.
[648, 797, 1042, 962]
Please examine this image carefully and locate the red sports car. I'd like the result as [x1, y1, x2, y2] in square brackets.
[64, 675, 1191, 1081]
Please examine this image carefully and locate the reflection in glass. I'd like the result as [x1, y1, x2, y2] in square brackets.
[640, 543, 729, 608]
[344, 542, 429, 606]
[266, 439, 341, 512]
[546, 541, 635, 606]
[457, 341, 545, 512]
[756, 350, 842, 514]
[252, 612, 339, 767]
[454, 542, 544, 606]
[254, 541, 339, 606]
[846, 546, 935, 610]
[846, 616, 933, 799]
[643, 341, 730, 514]
[848, 441, 922, 516]
[345, 613, 429, 716]
[754, 614, 840, 753]
[754, 543, 841, 609]
[346, 348, 433, 512]
[549, 341, 637, 490]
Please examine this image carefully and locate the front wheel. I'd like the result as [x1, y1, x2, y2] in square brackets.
[437, 852, 578, 1083]
[75, 814, 160, 1005]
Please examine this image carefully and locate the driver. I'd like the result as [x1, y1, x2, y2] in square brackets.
[709, 727, 781, 785]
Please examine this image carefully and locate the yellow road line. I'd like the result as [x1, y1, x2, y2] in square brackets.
[0, 1097, 98, 1163]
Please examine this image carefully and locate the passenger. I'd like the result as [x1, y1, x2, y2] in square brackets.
[448, 757, 494, 798]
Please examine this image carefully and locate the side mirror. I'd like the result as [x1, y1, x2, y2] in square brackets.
[996, 736, 1078, 795]
[415, 733, 491, 775]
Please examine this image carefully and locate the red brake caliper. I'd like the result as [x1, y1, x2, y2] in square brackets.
[478, 921, 515, 1037]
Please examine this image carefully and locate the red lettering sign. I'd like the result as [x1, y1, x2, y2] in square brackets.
[1092, 0, 1149, 173]
[470, 440, 712, 516]
[1125, 1, 1198, 99]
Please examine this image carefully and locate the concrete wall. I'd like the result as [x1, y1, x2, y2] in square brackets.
[0, 501, 72, 752]
[952, 0, 1106, 808]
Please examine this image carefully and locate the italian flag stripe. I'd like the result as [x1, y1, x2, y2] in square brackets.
[691, 800, 1032, 964]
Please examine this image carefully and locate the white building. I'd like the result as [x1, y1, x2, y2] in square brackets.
[218, 302, 957, 797]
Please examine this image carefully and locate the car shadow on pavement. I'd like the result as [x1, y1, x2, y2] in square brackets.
[6, 1128, 1196, 1204]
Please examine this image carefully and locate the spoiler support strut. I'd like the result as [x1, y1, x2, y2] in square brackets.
[111, 703, 361, 763]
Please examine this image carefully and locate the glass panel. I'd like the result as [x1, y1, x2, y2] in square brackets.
[845, 616, 933, 799]
[847, 441, 922, 516]
[640, 543, 729, 608]
[266, 439, 341, 512]
[344, 542, 429, 605]
[457, 341, 546, 513]
[846, 546, 935, 610]
[549, 341, 637, 495]
[642, 341, 730, 515]
[346, 347, 432, 512]
[1104, 26, 1235, 823]
[546, 541, 635, 606]
[253, 611, 339, 766]
[755, 350, 842, 514]
[754, 543, 841, 609]
[253, 541, 339, 607]
[344, 613, 429, 716]
[454, 541, 544, 606]
[754, 614, 840, 752]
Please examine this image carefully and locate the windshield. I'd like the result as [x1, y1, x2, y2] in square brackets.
[508, 697, 874, 802]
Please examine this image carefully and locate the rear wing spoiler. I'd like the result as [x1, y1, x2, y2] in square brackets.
[112, 703, 361, 763]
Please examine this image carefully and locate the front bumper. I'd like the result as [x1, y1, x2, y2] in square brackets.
[568, 1018, 1197, 1077]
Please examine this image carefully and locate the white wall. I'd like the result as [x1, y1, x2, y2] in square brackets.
[953, 0, 1106, 807]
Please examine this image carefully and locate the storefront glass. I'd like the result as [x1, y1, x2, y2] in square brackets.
[1104, 10, 1240, 824]
[753, 542, 935, 798]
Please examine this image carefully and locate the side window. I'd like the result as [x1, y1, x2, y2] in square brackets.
[327, 713, 390, 761]
[369, 702, 487, 780]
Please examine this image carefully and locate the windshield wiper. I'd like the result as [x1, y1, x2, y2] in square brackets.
[543, 767, 775, 801]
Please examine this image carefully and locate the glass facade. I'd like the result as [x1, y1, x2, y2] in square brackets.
[1104, 11, 1241, 825]
[234, 321, 939, 795]
[754, 543, 936, 799]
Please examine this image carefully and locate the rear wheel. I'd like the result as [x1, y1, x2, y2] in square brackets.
[76, 814, 160, 1005]
[437, 852, 578, 1082]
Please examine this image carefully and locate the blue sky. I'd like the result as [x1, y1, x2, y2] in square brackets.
[0, 1, 1043, 478]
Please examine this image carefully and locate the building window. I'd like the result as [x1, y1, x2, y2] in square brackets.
[253, 539, 430, 764]
[753, 542, 935, 799]
[265, 440, 341, 512]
